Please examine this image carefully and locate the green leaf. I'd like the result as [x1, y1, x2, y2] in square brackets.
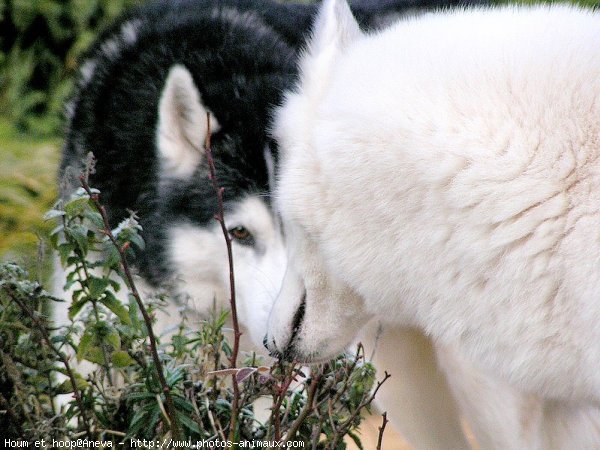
[68, 295, 88, 320]
[100, 291, 131, 325]
[111, 350, 135, 367]
[58, 242, 74, 266]
[165, 367, 185, 388]
[172, 395, 193, 412]
[69, 223, 89, 254]
[126, 392, 156, 402]
[105, 326, 121, 350]
[126, 409, 149, 438]
[128, 232, 145, 250]
[84, 210, 104, 228]
[347, 431, 364, 450]
[178, 411, 200, 435]
[64, 197, 89, 217]
[88, 277, 109, 299]
[126, 403, 160, 439]
[76, 330, 94, 362]
[103, 240, 121, 268]
[108, 279, 121, 292]
[56, 374, 89, 394]
[49, 223, 64, 236]
[81, 346, 107, 365]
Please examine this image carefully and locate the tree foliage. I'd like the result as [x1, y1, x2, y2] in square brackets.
[0, 0, 142, 136]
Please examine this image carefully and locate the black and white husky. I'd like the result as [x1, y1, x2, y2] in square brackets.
[58, 1, 489, 448]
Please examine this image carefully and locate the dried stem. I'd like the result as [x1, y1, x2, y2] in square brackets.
[272, 363, 297, 441]
[202, 113, 241, 442]
[2, 284, 93, 439]
[79, 176, 181, 440]
[69, 245, 114, 387]
[310, 419, 322, 450]
[376, 412, 389, 450]
[283, 374, 320, 442]
[329, 371, 391, 449]
[330, 345, 363, 407]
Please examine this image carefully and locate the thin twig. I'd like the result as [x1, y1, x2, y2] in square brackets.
[2, 284, 94, 439]
[69, 247, 114, 387]
[156, 393, 171, 427]
[128, 349, 147, 370]
[79, 176, 181, 440]
[329, 371, 391, 449]
[327, 399, 337, 438]
[310, 419, 321, 450]
[101, 429, 126, 437]
[203, 113, 242, 442]
[205, 397, 220, 439]
[376, 412, 389, 450]
[330, 345, 364, 408]
[283, 374, 320, 442]
[272, 363, 298, 441]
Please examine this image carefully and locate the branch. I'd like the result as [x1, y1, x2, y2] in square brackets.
[67, 233, 114, 386]
[2, 284, 93, 439]
[79, 176, 181, 440]
[376, 412, 389, 450]
[272, 363, 298, 441]
[329, 371, 391, 450]
[202, 113, 242, 442]
[283, 374, 320, 442]
[330, 345, 364, 407]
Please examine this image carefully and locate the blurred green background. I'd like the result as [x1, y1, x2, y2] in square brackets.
[0, 0, 143, 276]
[1, 0, 599, 278]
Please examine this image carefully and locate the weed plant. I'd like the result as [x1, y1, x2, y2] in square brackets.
[0, 167, 388, 449]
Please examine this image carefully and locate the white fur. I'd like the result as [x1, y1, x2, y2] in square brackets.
[268, 1, 600, 447]
[157, 65, 220, 179]
[358, 321, 473, 449]
[100, 20, 142, 59]
[79, 59, 98, 88]
[155, 62, 473, 449]
[120, 20, 141, 46]
[210, 7, 273, 43]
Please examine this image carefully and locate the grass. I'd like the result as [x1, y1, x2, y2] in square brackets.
[0, 117, 60, 278]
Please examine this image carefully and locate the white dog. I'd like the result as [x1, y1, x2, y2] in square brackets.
[267, 1, 600, 448]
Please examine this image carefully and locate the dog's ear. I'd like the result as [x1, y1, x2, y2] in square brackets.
[157, 65, 220, 179]
[298, 0, 361, 94]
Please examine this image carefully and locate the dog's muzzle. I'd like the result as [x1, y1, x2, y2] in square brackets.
[264, 291, 306, 361]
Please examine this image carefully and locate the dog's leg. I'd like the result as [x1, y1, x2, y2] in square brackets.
[359, 321, 471, 450]
[436, 344, 546, 450]
[439, 347, 600, 449]
[537, 401, 600, 450]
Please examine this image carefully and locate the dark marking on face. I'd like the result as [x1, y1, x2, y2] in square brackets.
[281, 290, 306, 361]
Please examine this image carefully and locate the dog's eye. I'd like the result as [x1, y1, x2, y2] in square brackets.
[228, 226, 254, 245]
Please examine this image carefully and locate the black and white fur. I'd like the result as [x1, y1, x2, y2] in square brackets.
[59, 0, 476, 340]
